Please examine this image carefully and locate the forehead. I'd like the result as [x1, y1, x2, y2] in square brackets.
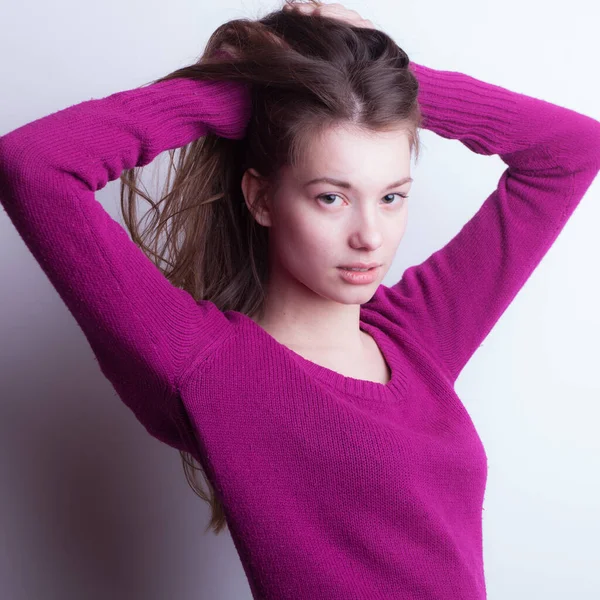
[294, 123, 412, 180]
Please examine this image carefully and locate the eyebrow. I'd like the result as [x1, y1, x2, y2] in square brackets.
[303, 176, 413, 190]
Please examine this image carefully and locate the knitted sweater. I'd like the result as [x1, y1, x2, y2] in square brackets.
[1, 59, 599, 599]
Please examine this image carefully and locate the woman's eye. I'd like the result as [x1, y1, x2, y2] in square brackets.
[383, 193, 409, 204]
[317, 194, 343, 206]
[316, 193, 409, 206]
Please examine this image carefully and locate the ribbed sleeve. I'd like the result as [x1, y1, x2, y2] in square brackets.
[0, 77, 251, 450]
[385, 61, 600, 385]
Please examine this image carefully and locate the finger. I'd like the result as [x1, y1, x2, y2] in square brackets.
[285, 1, 325, 10]
[289, 4, 324, 17]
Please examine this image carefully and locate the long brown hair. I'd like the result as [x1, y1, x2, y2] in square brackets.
[119, 0, 423, 535]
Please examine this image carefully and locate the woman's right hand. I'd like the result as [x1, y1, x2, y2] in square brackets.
[283, 1, 376, 30]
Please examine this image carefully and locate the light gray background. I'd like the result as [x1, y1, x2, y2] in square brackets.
[1, 0, 599, 598]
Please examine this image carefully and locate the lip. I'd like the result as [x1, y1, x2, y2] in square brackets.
[338, 262, 381, 269]
[337, 265, 380, 284]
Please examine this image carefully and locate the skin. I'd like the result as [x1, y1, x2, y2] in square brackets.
[241, 122, 413, 358]
[283, 1, 376, 31]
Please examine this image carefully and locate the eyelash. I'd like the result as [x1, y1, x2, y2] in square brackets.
[316, 193, 409, 206]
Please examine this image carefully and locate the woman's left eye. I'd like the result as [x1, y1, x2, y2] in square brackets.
[382, 193, 409, 204]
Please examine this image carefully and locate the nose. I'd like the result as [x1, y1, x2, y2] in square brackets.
[348, 208, 384, 251]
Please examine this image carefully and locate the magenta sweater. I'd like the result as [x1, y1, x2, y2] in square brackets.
[1, 60, 599, 599]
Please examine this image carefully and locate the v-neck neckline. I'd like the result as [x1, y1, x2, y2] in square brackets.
[239, 308, 408, 401]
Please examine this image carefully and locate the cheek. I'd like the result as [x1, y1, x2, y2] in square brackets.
[285, 225, 337, 276]
[399, 209, 409, 237]
[298, 219, 337, 255]
[274, 205, 336, 262]
[394, 214, 408, 241]
[387, 213, 409, 256]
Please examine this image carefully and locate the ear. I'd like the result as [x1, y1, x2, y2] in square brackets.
[241, 168, 273, 227]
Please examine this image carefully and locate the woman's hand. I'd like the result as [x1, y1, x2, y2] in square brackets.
[283, 1, 376, 30]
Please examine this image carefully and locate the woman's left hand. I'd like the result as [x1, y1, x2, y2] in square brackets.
[283, 1, 376, 30]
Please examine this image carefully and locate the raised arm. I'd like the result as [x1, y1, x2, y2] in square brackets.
[382, 61, 600, 386]
[0, 76, 251, 451]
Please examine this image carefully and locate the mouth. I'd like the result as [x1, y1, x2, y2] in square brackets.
[337, 265, 381, 284]
[337, 266, 380, 272]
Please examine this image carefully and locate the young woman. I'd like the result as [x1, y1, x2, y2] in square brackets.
[1, 1, 598, 598]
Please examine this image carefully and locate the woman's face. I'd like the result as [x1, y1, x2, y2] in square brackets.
[242, 123, 413, 306]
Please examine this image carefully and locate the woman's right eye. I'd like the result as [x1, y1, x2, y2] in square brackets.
[316, 193, 343, 206]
